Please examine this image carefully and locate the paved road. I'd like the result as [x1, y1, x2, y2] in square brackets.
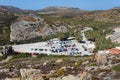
[79, 27, 95, 55]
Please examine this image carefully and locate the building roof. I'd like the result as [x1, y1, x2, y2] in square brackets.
[67, 37, 75, 40]
[107, 48, 120, 54]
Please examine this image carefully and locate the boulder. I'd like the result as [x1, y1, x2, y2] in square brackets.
[62, 75, 80, 80]
[49, 77, 62, 80]
[56, 59, 63, 63]
[50, 70, 57, 74]
[95, 54, 108, 65]
[78, 71, 92, 80]
[40, 24, 68, 37]
[43, 61, 49, 66]
[20, 68, 43, 80]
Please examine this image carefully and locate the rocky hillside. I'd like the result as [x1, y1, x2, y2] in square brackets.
[37, 6, 120, 23]
[39, 7, 120, 23]
[38, 6, 85, 13]
[10, 14, 44, 42]
[0, 10, 18, 45]
[0, 6, 23, 13]
[81, 9, 120, 23]
[1, 6, 120, 44]
[10, 14, 70, 42]
[1, 53, 120, 80]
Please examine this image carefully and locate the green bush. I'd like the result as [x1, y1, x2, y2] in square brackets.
[85, 29, 116, 51]
[56, 68, 64, 77]
[0, 56, 4, 61]
[0, 47, 2, 50]
[74, 62, 82, 68]
[36, 54, 47, 58]
[112, 64, 120, 72]
[13, 53, 31, 59]
[90, 63, 96, 66]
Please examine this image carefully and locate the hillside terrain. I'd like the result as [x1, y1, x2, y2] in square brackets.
[82, 9, 120, 23]
[0, 53, 120, 80]
[38, 6, 85, 14]
[10, 14, 44, 42]
[1, 6, 120, 80]
[0, 6, 120, 48]
[0, 10, 18, 45]
[0, 6, 23, 13]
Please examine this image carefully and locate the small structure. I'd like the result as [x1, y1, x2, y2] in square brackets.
[106, 48, 120, 55]
[67, 37, 75, 40]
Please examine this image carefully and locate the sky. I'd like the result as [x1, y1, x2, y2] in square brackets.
[0, 0, 120, 10]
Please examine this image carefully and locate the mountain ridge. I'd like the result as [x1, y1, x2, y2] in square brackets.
[0, 5, 120, 13]
[0, 5, 23, 13]
[39, 6, 84, 12]
[111, 6, 120, 9]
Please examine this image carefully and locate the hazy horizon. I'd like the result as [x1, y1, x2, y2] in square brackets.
[0, 0, 120, 10]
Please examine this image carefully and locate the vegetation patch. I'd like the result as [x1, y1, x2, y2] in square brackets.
[12, 53, 31, 59]
[0, 56, 4, 61]
[36, 54, 48, 58]
[0, 13, 18, 46]
[90, 63, 96, 66]
[85, 28, 116, 51]
[112, 64, 120, 72]
[74, 62, 82, 68]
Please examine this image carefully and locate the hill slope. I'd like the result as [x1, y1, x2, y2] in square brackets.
[0, 6, 23, 13]
[0, 6, 120, 45]
[39, 6, 84, 13]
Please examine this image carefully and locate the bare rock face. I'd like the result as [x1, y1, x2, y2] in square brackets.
[40, 24, 68, 36]
[20, 68, 44, 80]
[10, 14, 68, 42]
[50, 73, 92, 80]
[78, 72, 92, 80]
[50, 75, 81, 80]
[95, 54, 108, 65]
[10, 14, 44, 42]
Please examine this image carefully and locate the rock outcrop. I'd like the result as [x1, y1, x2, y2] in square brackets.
[10, 14, 69, 42]
[20, 68, 44, 80]
[10, 14, 44, 41]
[79, 72, 92, 80]
[19, 68, 92, 80]
[95, 54, 108, 65]
[40, 24, 68, 36]
[62, 75, 80, 80]
[56, 59, 63, 63]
